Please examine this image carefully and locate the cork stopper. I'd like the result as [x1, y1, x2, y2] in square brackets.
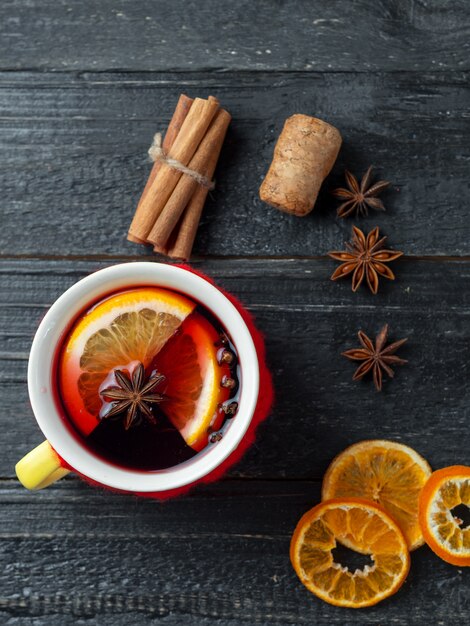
[259, 114, 342, 216]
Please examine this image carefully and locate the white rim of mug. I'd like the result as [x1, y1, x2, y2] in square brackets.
[28, 262, 260, 492]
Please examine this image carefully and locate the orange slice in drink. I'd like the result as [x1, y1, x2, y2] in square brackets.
[290, 498, 410, 608]
[322, 440, 432, 550]
[419, 466, 470, 566]
[153, 311, 232, 450]
[59, 286, 233, 450]
[59, 287, 196, 436]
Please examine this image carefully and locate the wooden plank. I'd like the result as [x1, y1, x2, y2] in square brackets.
[1, 0, 469, 73]
[1, 70, 469, 257]
[0, 478, 308, 538]
[2, 258, 469, 479]
[0, 480, 469, 625]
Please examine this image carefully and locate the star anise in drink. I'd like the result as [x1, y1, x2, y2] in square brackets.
[99, 362, 166, 429]
[328, 226, 403, 294]
[333, 166, 390, 218]
[342, 324, 408, 391]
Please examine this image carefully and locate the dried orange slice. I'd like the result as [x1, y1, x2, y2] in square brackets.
[153, 311, 231, 451]
[59, 287, 195, 436]
[419, 466, 470, 566]
[290, 498, 410, 608]
[322, 440, 431, 550]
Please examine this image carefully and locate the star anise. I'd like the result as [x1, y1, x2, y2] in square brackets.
[99, 362, 165, 430]
[342, 324, 408, 391]
[333, 166, 390, 218]
[328, 226, 403, 294]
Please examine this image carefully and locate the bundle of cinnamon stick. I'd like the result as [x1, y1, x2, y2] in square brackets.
[128, 95, 231, 260]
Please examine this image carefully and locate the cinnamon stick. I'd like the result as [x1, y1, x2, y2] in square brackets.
[128, 94, 193, 243]
[128, 97, 220, 241]
[167, 110, 231, 260]
[147, 108, 231, 250]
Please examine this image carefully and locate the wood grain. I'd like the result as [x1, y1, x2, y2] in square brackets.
[0, 480, 469, 625]
[1, 70, 469, 257]
[2, 258, 468, 480]
[1, 0, 469, 72]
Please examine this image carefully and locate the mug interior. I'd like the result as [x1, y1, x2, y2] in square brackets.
[28, 263, 259, 492]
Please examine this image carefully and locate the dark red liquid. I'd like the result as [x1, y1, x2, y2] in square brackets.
[55, 289, 240, 472]
[87, 409, 197, 471]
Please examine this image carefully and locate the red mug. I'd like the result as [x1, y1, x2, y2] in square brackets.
[16, 262, 268, 496]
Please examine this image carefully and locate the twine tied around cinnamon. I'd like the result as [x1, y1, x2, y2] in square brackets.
[148, 133, 215, 190]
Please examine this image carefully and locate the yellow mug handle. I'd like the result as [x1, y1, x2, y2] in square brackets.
[16, 441, 70, 490]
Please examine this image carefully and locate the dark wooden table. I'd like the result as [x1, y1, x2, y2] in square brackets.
[1, 2, 469, 624]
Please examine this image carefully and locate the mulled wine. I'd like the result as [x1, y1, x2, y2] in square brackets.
[56, 287, 240, 471]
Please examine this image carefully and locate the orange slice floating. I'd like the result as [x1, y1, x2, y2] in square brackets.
[59, 287, 231, 449]
[59, 287, 195, 436]
[419, 465, 470, 566]
[290, 498, 410, 608]
[322, 440, 432, 550]
[153, 311, 231, 451]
